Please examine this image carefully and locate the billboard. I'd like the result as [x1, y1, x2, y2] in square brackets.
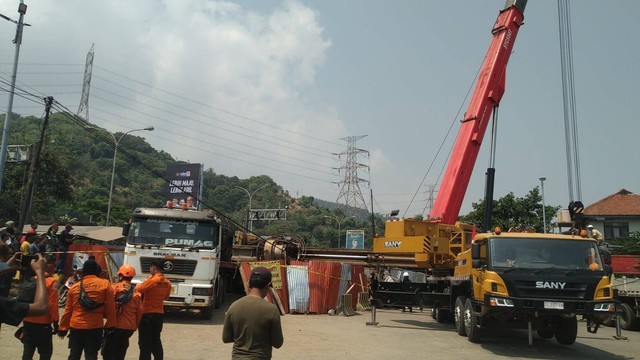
[165, 163, 203, 210]
[345, 229, 365, 249]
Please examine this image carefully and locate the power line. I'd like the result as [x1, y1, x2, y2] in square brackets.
[51, 102, 334, 184]
[402, 60, 484, 218]
[89, 106, 331, 170]
[92, 65, 342, 147]
[89, 85, 333, 160]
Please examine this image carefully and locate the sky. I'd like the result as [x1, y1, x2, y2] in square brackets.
[0, 0, 638, 219]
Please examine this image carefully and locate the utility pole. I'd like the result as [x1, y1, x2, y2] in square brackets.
[18, 96, 53, 230]
[0, 1, 29, 194]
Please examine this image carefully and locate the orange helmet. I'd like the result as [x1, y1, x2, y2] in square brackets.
[117, 264, 136, 278]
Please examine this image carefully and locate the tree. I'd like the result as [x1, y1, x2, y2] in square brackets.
[460, 187, 560, 233]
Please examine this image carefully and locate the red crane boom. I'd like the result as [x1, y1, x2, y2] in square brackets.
[429, 0, 526, 224]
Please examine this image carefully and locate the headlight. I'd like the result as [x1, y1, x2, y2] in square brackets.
[489, 297, 514, 307]
[192, 287, 213, 296]
[593, 303, 616, 312]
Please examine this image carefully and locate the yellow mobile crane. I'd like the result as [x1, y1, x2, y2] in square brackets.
[372, 0, 614, 345]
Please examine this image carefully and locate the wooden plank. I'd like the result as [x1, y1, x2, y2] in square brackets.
[270, 287, 286, 316]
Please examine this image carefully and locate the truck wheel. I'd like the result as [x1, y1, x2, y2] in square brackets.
[619, 303, 640, 331]
[454, 296, 467, 336]
[464, 298, 482, 343]
[200, 305, 214, 320]
[537, 328, 554, 340]
[554, 316, 577, 345]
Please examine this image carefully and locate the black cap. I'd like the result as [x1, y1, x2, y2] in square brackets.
[249, 266, 272, 289]
[82, 259, 100, 276]
[150, 259, 164, 271]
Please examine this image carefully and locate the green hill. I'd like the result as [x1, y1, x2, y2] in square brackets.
[0, 113, 383, 248]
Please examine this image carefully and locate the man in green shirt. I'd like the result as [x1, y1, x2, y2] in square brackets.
[223, 266, 284, 359]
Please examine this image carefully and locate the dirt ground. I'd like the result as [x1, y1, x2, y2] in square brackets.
[1, 295, 638, 360]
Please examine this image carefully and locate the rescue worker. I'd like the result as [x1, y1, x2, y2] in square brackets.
[102, 264, 143, 360]
[136, 259, 171, 360]
[58, 259, 117, 360]
[20, 271, 59, 360]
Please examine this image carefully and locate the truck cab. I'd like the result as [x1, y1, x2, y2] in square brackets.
[454, 231, 615, 344]
[123, 207, 230, 319]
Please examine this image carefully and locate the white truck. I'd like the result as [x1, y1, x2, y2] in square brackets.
[122, 207, 233, 319]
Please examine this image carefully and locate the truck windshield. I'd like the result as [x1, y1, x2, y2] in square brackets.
[128, 217, 218, 248]
[489, 237, 603, 270]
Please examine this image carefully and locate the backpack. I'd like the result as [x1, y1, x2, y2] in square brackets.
[79, 279, 104, 311]
[115, 284, 136, 305]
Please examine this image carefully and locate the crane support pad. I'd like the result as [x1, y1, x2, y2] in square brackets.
[341, 294, 358, 316]
[357, 292, 371, 311]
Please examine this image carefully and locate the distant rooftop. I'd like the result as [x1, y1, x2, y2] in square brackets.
[584, 189, 640, 216]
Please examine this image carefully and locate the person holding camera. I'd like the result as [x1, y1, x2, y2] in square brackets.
[58, 259, 116, 360]
[0, 254, 49, 327]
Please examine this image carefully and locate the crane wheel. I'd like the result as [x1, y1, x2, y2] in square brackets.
[454, 296, 467, 336]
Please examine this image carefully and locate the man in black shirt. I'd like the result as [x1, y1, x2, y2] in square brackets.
[223, 267, 284, 359]
[56, 224, 75, 274]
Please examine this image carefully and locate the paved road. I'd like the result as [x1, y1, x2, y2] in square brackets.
[1, 298, 637, 359]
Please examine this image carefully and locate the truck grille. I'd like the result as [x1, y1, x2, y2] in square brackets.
[140, 257, 197, 276]
[513, 280, 588, 300]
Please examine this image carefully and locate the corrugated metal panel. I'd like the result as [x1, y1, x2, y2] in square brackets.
[308, 261, 325, 313]
[324, 262, 343, 312]
[308, 261, 343, 313]
[287, 261, 309, 313]
[336, 263, 352, 309]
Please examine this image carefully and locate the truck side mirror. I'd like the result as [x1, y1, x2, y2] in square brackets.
[472, 259, 482, 268]
[122, 223, 130, 236]
[471, 242, 481, 260]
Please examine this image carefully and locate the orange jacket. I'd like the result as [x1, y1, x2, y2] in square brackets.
[112, 281, 143, 330]
[59, 275, 117, 330]
[23, 276, 59, 324]
[136, 273, 171, 314]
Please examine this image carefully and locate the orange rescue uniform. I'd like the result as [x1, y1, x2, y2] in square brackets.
[59, 275, 117, 331]
[23, 276, 59, 324]
[112, 281, 143, 330]
[136, 273, 171, 314]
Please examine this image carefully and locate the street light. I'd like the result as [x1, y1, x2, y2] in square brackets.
[87, 125, 154, 226]
[235, 184, 268, 231]
[324, 215, 356, 248]
[539, 177, 547, 233]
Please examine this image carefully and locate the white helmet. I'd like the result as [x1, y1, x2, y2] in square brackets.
[403, 272, 409, 277]
[587, 225, 594, 229]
